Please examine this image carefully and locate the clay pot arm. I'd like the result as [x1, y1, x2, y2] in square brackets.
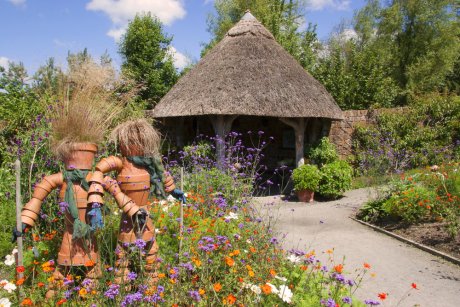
[101, 175, 141, 217]
[163, 172, 176, 193]
[94, 156, 123, 174]
[21, 173, 63, 227]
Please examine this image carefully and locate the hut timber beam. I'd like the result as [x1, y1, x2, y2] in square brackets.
[210, 115, 238, 169]
[279, 118, 309, 167]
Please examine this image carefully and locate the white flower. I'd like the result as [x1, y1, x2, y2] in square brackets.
[275, 275, 287, 282]
[246, 239, 252, 244]
[266, 282, 279, 294]
[2, 281, 16, 293]
[286, 254, 302, 264]
[277, 284, 293, 303]
[11, 249, 18, 255]
[4, 255, 14, 266]
[224, 212, 239, 220]
[250, 284, 261, 295]
[0, 297, 12, 307]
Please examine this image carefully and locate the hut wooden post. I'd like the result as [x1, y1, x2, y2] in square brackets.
[210, 115, 238, 169]
[279, 118, 308, 167]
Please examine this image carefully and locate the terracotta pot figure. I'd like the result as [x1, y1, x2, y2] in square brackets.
[21, 143, 105, 296]
[88, 119, 176, 285]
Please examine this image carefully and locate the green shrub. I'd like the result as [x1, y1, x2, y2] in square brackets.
[308, 137, 339, 167]
[318, 160, 353, 199]
[353, 94, 460, 175]
[292, 164, 321, 191]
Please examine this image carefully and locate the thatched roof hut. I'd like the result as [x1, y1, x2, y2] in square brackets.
[153, 11, 343, 166]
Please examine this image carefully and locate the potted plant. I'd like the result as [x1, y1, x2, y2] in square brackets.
[292, 164, 321, 202]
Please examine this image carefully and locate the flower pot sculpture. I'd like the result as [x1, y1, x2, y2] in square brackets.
[88, 119, 175, 285]
[20, 143, 104, 295]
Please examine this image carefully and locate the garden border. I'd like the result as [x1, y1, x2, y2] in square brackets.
[349, 217, 460, 266]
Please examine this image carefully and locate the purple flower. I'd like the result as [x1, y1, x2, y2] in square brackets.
[270, 237, 278, 245]
[321, 298, 337, 307]
[121, 292, 143, 306]
[189, 290, 201, 302]
[134, 239, 146, 250]
[127, 271, 137, 281]
[364, 299, 380, 306]
[104, 284, 120, 299]
[342, 297, 352, 304]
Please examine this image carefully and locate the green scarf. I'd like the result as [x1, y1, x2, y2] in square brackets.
[63, 169, 91, 239]
[127, 156, 167, 199]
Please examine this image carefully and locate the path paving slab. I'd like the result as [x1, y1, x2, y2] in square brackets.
[254, 188, 460, 307]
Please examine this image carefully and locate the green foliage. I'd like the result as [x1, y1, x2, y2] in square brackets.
[119, 13, 178, 107]
[308, 137, 339, 167]
[358, 164, 460, 237]
[318, 160, 353, 199]
[353, 94, 460, 174]
[0, 168, 16, 258]
[292, 164, 321, 191]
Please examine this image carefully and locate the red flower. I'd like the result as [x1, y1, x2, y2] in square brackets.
[378, 292, 387, 300]
[16, 266, 25, 273]
[363, 262, 371, 269]
[411, 282, 418, 289]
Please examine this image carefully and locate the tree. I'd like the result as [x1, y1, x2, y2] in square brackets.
[119, 13, 178, 107]
[33, 57, 64, 96]
[377, 0, 460, 95]
[204, 0, 320, 71]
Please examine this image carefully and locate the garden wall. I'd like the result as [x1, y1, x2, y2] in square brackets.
[329, 108, 407, 157]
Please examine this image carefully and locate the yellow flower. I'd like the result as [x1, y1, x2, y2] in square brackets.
[79, 288, 87, 297]
[199, 289, 205, 295]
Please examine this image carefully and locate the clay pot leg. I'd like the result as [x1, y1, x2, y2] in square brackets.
[144, 240, 160, 287]
[114, 244, 130, 284]
[46, 266, 67, 299]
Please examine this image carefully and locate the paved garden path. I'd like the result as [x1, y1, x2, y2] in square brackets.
[254, 188, 460, 307]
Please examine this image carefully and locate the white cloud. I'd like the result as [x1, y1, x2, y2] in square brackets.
[307, 0, 350, 11]
[86, 0, 186, 41]
[8, 0, 26, 7]
[168, 46, 191, 70]
[0, 57, 10, 69]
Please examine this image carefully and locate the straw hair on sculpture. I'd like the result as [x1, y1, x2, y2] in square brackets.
[111, 119, 161, 157]
[50, 60, 133, 160]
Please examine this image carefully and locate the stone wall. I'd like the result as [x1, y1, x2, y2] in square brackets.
[329, 108, 407, 157]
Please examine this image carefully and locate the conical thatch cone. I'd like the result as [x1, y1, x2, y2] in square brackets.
[153, 11, 342, 120]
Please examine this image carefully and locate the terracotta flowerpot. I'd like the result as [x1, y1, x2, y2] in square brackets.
[63, 143, 97, 170]
[297, 189, 315, 203]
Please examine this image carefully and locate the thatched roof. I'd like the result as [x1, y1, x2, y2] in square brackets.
[153, 11, 343, 120]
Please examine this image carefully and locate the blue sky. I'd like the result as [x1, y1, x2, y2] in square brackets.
[0, 0, 366, 75]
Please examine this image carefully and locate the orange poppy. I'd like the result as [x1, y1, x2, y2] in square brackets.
[363, 262, 371, 269]
[226, 294, 237, 305]
[378, 293, 387, 300]
[260, 284, 272, 294]
[20, 298, 33, 306]
[334, 264, 344, 274]
[225, 257, 235, 267]
[213, 283, 222, 292]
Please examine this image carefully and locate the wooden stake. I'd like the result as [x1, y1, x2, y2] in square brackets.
[179, 167, 184, 253]
[15, 160, 24, 285]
